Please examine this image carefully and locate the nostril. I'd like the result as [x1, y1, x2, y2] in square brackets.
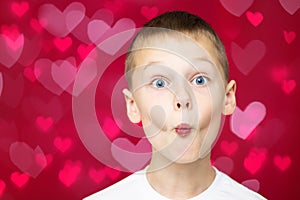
[186, 102, 190, 108]
[177, 103, 181, 108]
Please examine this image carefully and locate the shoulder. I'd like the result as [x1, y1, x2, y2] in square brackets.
[83, 171, 147, 200]
[213, 169, 267, 200]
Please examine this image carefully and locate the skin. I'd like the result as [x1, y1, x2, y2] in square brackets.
[123, 34, 236, 199]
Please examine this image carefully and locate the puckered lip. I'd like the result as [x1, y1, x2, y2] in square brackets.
[174, 123, 192, 136]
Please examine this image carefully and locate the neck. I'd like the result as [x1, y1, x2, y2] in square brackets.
[146, 154, 215, 200]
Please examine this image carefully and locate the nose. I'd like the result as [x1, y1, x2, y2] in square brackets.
[175, 98, 191, 110]
[173, 86, 192, 110]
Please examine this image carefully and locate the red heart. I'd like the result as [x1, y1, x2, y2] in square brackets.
[0, 179, 6, 197]
[104, 0, 123, 13]
[54, 137, 72, 153]
[89, 167, 106, 184]
[140, 6, 159, 20]
[282, 79, 296, 94]
[246, 11, 263, 27]
[23, 67, 37, 82]
[284, 31, 296, 44]
[58, 160, 82, 187]
[104, 166, 121, 181]
[30, 18, 43, 33]
[220, 140, 238, 156]
[1, 24, 20, 41]
[274, 155, 291, 171]
[35, 116, 53, 132]
[10, 172, 29, 188]
[244, 148, 267, 174]
[77, 44, 94, 60]
[53, 37, 72, 52]
[11, 1, 29, 18]
[271, 66, 288, 83]
[102, 117, 120, 140]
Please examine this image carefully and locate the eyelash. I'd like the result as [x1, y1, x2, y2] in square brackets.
[191, 74, 210, 86]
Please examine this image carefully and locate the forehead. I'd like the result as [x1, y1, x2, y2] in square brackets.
[132, 34, 219, 71]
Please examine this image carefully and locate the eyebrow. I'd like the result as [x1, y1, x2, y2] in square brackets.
[142, 61, 164, 71]
[193, 57, 216, 67]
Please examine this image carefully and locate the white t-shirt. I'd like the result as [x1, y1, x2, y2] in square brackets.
[84, 167, 267, 200]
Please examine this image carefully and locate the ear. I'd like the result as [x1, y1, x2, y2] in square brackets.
[222, 80, 237, 115]
[122, 88, 141, 123]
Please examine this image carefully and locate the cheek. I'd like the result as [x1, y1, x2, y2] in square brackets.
[136, 91, 171, 135]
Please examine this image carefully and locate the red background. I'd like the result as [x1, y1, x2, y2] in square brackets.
[0, 0, 299, 199]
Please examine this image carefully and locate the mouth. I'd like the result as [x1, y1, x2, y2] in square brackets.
[175, 123, 192, 136]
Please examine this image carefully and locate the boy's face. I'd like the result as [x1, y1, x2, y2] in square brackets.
[123, 33, 236, 166]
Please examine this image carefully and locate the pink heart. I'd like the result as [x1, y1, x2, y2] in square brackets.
[9, 142, 47, 178]
[53, 36, 72, 52]
[242, 179, 260, 192]
[58, 160, 82, 187]
[220, 140, 238, 156]
[220, 0, 254, 17]
[71, 8, 114, 44]
[10, 172, 29, 188]
[89, 167, 106, 184]
[54, 137, 72, 153]
[51, 59, 77, 90]
[279, 0, 300, 15]
[34, 57, 76, 95]
[0, 179, 5, 197]
[87, 20, 111, 44]
[282, 79, 296, 94]
[284, 31, 296, 44]
[0, 72, 3, 97]
[231, 40, 266, 75]
[0, 34, 24, 68]
[89, 18, 136, 55]
[230, 101, 266, 140]
[111, 138, 151, 172]
[38, 2, 85, 37]
[11, 1, 29, 17]
[246, 11, 263, 27]
[244, 148, 267, 174]
[140, 6, 159, 20]
[273, 155, 291, 171]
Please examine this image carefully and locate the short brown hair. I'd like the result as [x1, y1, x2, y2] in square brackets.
[125, 11, 229, 85]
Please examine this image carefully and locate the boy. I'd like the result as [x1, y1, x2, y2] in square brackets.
[85, 11, 267, 200]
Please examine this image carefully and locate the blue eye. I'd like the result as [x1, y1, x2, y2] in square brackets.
[191, 75, 208, 86]
[152, 78, 168, 88]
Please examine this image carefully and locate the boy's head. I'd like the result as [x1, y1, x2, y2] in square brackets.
[125, 11, 229, 87]
[123, 11, 236, 166]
